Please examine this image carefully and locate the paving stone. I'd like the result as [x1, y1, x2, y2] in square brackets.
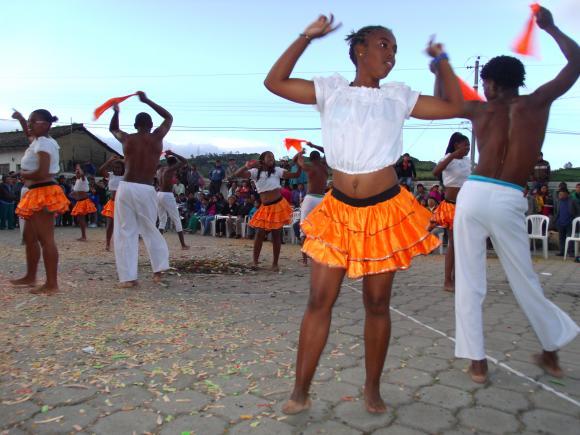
[338, 366, 365, 386]
[111, 369, 147, 386]
[206, 375, 251, 395]
[436, 370, 487, 391]
[397, 402, 456, 433]
[385, 368, 434, 388]
[491, 370, 537, 394]
[0, 401, 40, 429]
[159, 414, 227, 435]
[24, 404, 99, 434]
[528, 389, 580, 417]
[521, 409, 580, 435]
[372, 425, 429, 435]
[229, 417, 294, 434]
[36, 386, 98, 407]
[314, 382, 360, 403]
[458, 407, 520, 434]
[251, 377, 292, 400]
[415, 384, 472, 410]
[406, 356, 451, 372]
[304, 420, 363, 434]
[475, 387, 529, 412]
[211, 394, 265, 421]
[90, 409, 158, 434]
[379, 383, 415, 407]
[334, 401, 394, 432]
[272, 400, 331, 427]
[151, 390, 210, 415]
[87, 385, 154, 412]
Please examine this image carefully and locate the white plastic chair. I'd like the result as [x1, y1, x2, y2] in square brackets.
[282, 209, 302, 244]
[240, 216, 250, 238]
[526, 214, 549, 259]
[564, 216, 580, 260]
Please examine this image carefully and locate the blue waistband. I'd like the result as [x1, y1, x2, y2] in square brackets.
[467, 175, 524, 192]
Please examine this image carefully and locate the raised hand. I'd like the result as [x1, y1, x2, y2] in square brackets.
[11, 109, 24, 121]
[425, 35, 445, 58]
[302, 14, 342, 40]
[136, 91, 148, 102]
[112, 103, 120, 113]
[535, 6, 555, 31]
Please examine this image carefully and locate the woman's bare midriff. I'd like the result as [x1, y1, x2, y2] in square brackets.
[444, 186, 460, 202]
[332, 166, 399, 199]
[24, 177, 56, 188]
[260, 188, 283, 204]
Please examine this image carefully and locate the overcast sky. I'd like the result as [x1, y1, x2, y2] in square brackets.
[1, 0, 578, 166]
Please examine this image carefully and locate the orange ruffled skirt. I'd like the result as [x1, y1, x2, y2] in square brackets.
[431, 200, 456, 230]
[16, 183, 70, 219]
[71, 198, 97, 216]
[302, 186, 440, 278]
[101, 199, 115, 218]
[249, 197, 293, 230]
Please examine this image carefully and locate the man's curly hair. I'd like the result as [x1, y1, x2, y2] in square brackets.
[480, 56, 526, 89]
[345, 26, 392, 66]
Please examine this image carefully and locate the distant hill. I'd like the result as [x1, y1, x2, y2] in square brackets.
[551, 167, 580, 182]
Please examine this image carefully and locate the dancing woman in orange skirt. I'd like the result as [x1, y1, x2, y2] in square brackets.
[10, 109, 70, 295]
[431, 133, 471, 292]
[98, 155, 124, 251]
[70, 166, 97, 241]
[234, 151, 302, 271]
[264, 15, 463, 414]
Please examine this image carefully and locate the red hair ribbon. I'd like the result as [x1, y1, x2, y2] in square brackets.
[458, 78, 484, 101]
[512, 3, 541, 57]
[284, 138, 305, 152]
[93, 93, 138, 120]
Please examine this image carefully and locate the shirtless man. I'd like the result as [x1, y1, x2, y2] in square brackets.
[109, 91, 172, 287]
[295, 142, 328, 265]
[157, 150, 190, 250]
[447, 7, 579, 383]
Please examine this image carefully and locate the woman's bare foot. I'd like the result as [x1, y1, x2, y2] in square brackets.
[364, 387, 387, 414]
[117, 280, 139, 289]
[468, 359, 488, 384]
[10, 277, 37, 287]
[443, 282, 455, 293]
[30, 284, 59, 296]
[282, 397, 311, 415]
[181, 245, 190, 250]
[105, 245, 111, 252]
[534, 351, 564, 378]
[77, 237, 87, 242]
[271, 264, 280, 272]
[152, 272, 164, 283]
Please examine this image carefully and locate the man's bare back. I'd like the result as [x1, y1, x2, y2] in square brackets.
[158, 151, 187, 192]
[109, 91, 173, 185]
[298, 145, 328, 195]
[459, 8, 578, 187]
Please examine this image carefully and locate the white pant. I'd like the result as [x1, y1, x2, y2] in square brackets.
[114, 182, 169, 282]
[157, 192, 182, 232]
[454, 180, 579, 360]
[299, 194, 324, 237]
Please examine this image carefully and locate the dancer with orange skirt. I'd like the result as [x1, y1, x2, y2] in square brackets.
[264, 15, 463, 414]
[234, 151, 302, 271]
[431, 132, 471, 292]
[10, 109, 70, 295]
[70, 166, 96, 241]
[99, 155, 124, 251]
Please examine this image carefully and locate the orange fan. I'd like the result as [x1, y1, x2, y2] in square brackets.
[512, 3, 541, 57]
[93, 93, 138, 120]
[458, 78, 484, 101]
[284, 138, 305, 153]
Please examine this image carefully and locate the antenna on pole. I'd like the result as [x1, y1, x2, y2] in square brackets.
[470, 56, 480, 169]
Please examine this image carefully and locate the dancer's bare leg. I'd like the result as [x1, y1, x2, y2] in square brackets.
[10, 218, 39, 287]
[252, 229, 267, 268]
[77, 215, 87, 241]
[362, 272, 394, 413]
[29, 211, 59, 294]
[283, 261, 345, 414]
[271, 229, 282, 271]
[178, 231, 190, 250]
[105, 217, 114, 251]
[444, 230, 455, 292]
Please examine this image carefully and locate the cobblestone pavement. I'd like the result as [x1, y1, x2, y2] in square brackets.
[1, 227, 579, 434]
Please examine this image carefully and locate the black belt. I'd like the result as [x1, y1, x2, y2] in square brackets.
[331, 184, 401, 207]
[29, 181, 57, 189]
[263, 196, 283, 206]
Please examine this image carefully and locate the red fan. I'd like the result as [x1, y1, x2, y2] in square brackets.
[93, 93, 138, 120]
[512, 3, 541, 57]
[459, 78, 484, 101]
[284, 138, 305, 152]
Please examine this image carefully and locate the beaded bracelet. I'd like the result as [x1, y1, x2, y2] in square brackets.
[299, 33, 312, 41]
[432, 52, 449, 66]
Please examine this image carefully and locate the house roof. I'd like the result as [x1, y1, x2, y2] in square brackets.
[0, 123, 121, 155]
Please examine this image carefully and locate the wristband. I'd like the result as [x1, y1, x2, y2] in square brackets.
[299, 33, 312, 42]
[432, 52, 449, 66]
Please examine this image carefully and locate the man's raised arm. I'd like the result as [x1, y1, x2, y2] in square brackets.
[532, 7, 580, 105]
[137, 91, 173, 138]
[109, 104, 128, 143]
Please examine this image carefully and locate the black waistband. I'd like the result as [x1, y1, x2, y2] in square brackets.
[444, 199, 456, 205]
[331, 184, 401, 207]
[263, 196, 283, 206]
[29, 181, 57, 189]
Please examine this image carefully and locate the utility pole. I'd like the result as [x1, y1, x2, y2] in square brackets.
[470, 56, 480, 169]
